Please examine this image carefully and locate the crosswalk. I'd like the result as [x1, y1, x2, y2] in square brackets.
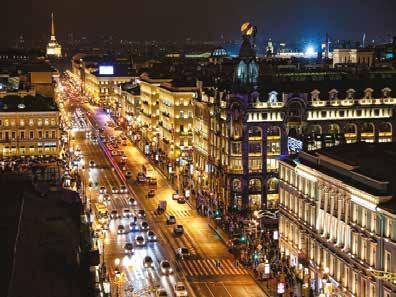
[150, 209, 193, 218]
[180, 259, 249, 277]
[165, 209, 193, 218]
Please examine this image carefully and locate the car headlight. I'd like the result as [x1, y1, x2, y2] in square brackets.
[169, 268, 173, 273]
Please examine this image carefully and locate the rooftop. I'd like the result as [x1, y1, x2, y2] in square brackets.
[296, 142, 396, 204]
[0, 174, 85, 297]
[0, 95, 58, 112]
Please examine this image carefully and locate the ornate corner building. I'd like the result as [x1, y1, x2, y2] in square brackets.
[192, 24, 396, 214]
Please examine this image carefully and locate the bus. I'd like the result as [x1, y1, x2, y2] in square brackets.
[93, 202, 109, 228]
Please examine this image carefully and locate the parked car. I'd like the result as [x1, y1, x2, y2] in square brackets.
[166, 215, 176, 225]
[175, 247, 190, 259]
[147, 189, 155, 198]
[174, 282, 188, 297]
[173, 224, 184, 235]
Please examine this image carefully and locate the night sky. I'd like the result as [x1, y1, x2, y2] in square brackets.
[3, 0, 396, 46]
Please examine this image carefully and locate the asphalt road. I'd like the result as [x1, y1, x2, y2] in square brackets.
[62, 76, 268, 297]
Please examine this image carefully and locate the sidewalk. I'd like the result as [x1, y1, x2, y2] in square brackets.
[207, 219, 303, 297]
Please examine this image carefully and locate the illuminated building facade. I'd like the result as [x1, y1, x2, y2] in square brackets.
[278, 143, 396, 297]
[191, 25, 396, 213]
[46, 13, 62, 58]
[157, 82, 196, 163]
[0, 95, 60, 157]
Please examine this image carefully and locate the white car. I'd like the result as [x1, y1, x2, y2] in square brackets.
[111, 186, 119, 194]
[99, 186, 107, 194]
[174, 282, 188, 297]
[89, 160, 95, 167]
[175, 247, 190, 259]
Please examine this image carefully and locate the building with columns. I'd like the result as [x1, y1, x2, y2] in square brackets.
[278, 142, 396, 297]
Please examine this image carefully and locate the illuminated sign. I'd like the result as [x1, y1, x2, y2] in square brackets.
[99, 66, 114, 75]
[288, 137, 303, 152]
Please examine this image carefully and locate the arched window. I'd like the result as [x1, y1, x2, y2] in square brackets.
[232, 179, 242, 192]
[249, 179, 262, 191]
[267, 177, 279, 192]
[328, 124, 340, 134]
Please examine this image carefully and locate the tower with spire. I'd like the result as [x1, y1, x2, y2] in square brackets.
[46, 12, 62, 57]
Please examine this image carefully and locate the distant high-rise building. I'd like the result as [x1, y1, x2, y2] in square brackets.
[46, 12, 62, 58]
[266, 38, 274, 57]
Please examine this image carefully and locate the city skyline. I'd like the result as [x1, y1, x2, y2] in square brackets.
[4, 0, 396, 47]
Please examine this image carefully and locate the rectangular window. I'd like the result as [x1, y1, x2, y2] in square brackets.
[30, 131, 34, 139]
[38, 131, 42, 139]
[11, 132, 16, 139]
[384, 251, 391, 272]
[51, 131, 56, 139]
[20, 131, 24, 140]
[45, 131, 49, 139]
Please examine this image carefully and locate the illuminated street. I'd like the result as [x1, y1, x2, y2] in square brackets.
[62, 77, 267, 297]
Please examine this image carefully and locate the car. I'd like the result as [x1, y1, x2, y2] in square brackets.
[128, 197, 137, 206]
[140, 221, 149, 231]
[172, 193, 179, 200]
[173, 224, 184, 235]
[120, 185, 128, 193]
[137, 209, 146, 218]
[89, 160, 95, 167]
[125, 171, 132, 179]
[123, 208, 131, 218]
[177, 196, 186, 204]
[147, 231, 157, 241]
[135, 235, 146, 246]
[103, 194, 111, 202]
[129, 222, 140, 232]
[111, 186, 119, 194]
[174, 282, 188, 297]
[111, 150, 118, 156]
[124, 243, 134, 254]
[117, 224, 126, 234]
[147, 189, 155, 198]
[175, 247, 190, 259]
[156, 288, 168, 297]
[160, 260, 173, 275]
[136, 173, 146, 183]
[148, 177, 157, 186]
[99, 186, 107, 194]
[143, 256, 153, 268]
[166, 215, 176, 225]
[110, 210, 119, 219]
